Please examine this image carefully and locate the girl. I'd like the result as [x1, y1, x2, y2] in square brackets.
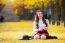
[34, 10, 49, 39]
[21, 10, 57, 40]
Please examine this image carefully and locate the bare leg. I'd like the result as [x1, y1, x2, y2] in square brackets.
[41, 34, 46, 39]
[34, 34, 40, 39]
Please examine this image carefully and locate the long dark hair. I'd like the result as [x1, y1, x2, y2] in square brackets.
[35, 10, 48, 29]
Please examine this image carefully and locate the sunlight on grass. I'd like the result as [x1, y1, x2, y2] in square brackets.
[0, 21, 65, 43]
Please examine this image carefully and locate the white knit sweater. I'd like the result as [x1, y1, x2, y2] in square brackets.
[33, 19, 49, 32]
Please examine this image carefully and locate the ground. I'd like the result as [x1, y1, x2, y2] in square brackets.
[0, 20, 65, 43]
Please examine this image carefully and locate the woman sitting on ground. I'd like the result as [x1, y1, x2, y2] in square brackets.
[34, 10, 49, 39]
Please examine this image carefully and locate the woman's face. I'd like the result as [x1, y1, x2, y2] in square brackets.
[36, 11, 43, 19]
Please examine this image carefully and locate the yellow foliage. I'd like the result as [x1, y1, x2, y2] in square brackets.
[0, 0, 8, 4]
[24, 0, 36, 5]
[24, 0, 50, 9]
[0, 0, 50, 9]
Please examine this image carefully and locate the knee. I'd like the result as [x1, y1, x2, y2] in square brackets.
[34, 34, 40, 39]
[41, 34, 46, 39]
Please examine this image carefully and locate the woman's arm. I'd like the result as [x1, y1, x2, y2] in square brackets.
[33, 21, 43, 32]
[33, 21, 39, 32]
[46, 19, 49, 29]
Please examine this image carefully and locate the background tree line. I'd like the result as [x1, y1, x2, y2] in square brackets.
[0, 0, 65, 26]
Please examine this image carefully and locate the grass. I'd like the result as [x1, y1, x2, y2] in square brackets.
[0, 20, 65, 43]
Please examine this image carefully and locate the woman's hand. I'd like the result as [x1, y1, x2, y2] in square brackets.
[38, 28, 43, 31]
[38, 27, 47, 31]
[42, 27, 48, 30]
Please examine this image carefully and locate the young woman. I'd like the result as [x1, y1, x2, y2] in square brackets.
[21, 10, 57, 40]
[34, 10, 49, 39]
